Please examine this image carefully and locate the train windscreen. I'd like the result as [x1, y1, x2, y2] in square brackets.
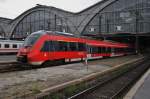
[23, 33, 42, 47]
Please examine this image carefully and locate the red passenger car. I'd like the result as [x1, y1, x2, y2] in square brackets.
[17, 30, 133, 66]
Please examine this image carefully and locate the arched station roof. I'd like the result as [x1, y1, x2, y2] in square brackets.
[2, 0, 149, 38]
[7, 0, 116, 37]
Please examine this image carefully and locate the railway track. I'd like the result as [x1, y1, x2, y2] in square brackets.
[0, 61, 22, 73]
[0, 60, 86, 73]
[0, 61, 41, 73]
[0, 58, 100, 73]
[0, 55, 140, 73]
[67, 57, 150, 99]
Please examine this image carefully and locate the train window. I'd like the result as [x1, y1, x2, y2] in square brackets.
[105, 47, 108, 53]
[12, 44, 17, 48]
[114, 48, 117, 53]
[24, 33, 41, 47]
[106, 47, 110, 53]
[98, 47, 101, 53]
[0, 44, 1, 48]
[87, 45, 99, 54]
[52, 41, 69, 51]
[101, 47, 104, 53]
[4, 44, 9, 48]
[118, 48, 121, 52]
[41, 41, 54, 52]
[89, 46, 93, 53]
[58, 41, 68, 51]
[111, 48, 115, 53]
[108, 47, 111, 53]
[102, 47, 106, 53]
[69, 42, 78, 51]
[52, 41, 59, 51]
[121, 48, 124, 52]
[92, 46, 98, 53]
[78, 43, 86, 51]
[86, 45, 91, 53]
[92, 47, 95, 53]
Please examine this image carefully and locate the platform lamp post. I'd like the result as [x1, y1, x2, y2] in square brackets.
[105, 19, 110, 41]
[0, 25, 5, 39]
[106, 19, 110, 34]
[2, 32, 6, 39]
[47, 21, 51, 31]
[135, 10, 140, 54]
[99, 15, 102, 35]
[99, 14, 105, 40]
[54, 14, 57, 31]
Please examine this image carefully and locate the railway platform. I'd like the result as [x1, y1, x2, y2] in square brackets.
[0, 55, 143, 98]
[124, 68, 150, 99]
[0, 55, 16, 62]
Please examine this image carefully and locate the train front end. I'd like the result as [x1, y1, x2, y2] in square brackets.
[17, 31, 44, 65]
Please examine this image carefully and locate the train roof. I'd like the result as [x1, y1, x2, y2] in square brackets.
[31, 30, 75, 36]
[86, 39, 129, 48]
[29, 30, 129, 48]
[30, 30, 98, 39]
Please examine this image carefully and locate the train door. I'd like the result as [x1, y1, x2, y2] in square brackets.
[86, 45, 92, 59]
[111, 47, 115, 57]
[41, 41, 50, 59]
[48, 41, 55, 60]
[108, 47, 111, 56]
[41, 40, 56, 60]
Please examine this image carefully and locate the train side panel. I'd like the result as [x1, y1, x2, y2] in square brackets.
[17, 31, 133, 66]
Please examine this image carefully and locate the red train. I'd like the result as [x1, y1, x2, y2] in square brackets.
[17, 31, 134, 66]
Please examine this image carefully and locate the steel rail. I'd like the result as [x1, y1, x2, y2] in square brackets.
[67, 57, 150, 99]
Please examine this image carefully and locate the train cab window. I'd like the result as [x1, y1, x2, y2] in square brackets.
[24, 33, 42, 47]
[12, 44, 17, 48]
[41, 41, 54, 52]
[78, 43, 86, 51]
[4, 44, 9, 48]
[69, 42, 78, 51]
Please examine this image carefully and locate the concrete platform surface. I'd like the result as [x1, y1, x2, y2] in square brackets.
[0, 55, 143, 98]
[0, 55, 16, 62]
[124, 68, 150, 99]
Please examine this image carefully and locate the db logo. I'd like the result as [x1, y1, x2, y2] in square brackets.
[78, 52, 83, 55]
